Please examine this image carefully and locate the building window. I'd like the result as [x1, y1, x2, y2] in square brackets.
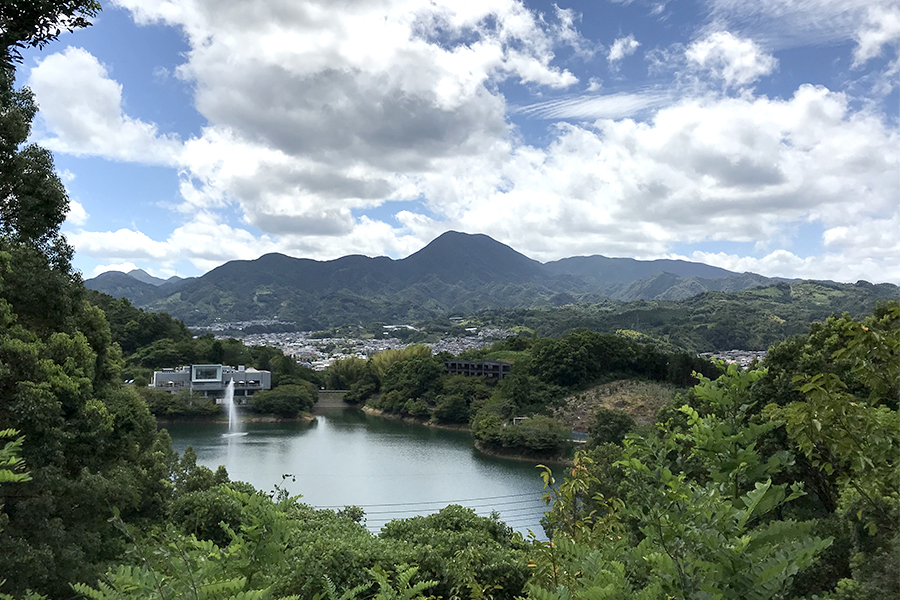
[192, 365, 222, 382]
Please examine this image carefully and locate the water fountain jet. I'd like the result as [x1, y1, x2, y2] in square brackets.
[222, 379, 247, 438]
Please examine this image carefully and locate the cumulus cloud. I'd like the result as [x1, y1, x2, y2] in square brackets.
[67, 227, 173, 260]
[101, 0, 585, 230]
[682, 245, 900, 284]
[686, 31, 777, 87]
[608, 34, 641, 64]
[28, 0, 899, 284]
[92, 262, 138, 276]
[27, 47, 182, 164]
[65, 200, 89, 226]
[853, 4, 900, 65]
[413, 85, 898, 283]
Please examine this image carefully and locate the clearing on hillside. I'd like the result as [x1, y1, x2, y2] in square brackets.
[554, 379, 679, 432]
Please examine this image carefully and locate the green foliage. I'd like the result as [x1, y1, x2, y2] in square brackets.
[139, 388, 221, 417]
[0, 428, 30, 484]
[250, 382, 317, 417]
[480, 281, 896, 352]
[0, 291, 173, 595]
[529, 442, 830, 600]
[326, 357, 370, 390]
[0, 0, 100, 65]
[500, 416, 570, 455]
[586, 409, 634, 447]
[401, 399, 430, 418]
[367, 565, 437, 600]
[73, 489, 301, 600]
[86, 292, 192, 355]
[764, 302, 900, 598]
[526, 304, 899, 600]
[472, 412, 570, 456]
[684, 363, 791, 501]
[381, 352, 443, 401]
[378, 505, 528, 600]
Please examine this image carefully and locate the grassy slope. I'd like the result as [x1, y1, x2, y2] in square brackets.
[553, 379, 680, 432]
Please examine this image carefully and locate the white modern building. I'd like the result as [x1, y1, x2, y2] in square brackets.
[150, 364, 271, 404]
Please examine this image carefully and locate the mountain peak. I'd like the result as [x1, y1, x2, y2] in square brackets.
[402, 231, 543, 283]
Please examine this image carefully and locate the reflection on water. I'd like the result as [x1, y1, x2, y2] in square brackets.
[164, 408, 552, 537]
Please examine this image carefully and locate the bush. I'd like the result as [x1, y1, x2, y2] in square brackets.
[587, 407, 635, 446]
[472, 411, 504, 445]
[249, 382, 317, 417]
[432, 394, 469, 424]
[343, 376, 379, 404]
[402, 399, 430, 418]
[138, 388, 220, 417]
[500, 415, 570, 454]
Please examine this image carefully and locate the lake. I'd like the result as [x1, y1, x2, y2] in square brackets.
[164, 408, 554, 537]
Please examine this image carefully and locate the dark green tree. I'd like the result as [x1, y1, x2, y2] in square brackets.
[250, 382, 317, 417]
[587, 407, 634, 447]
[1, 0, 100, 66]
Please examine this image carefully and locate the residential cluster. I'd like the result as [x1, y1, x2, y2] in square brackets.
[700, 350, 767, 367]
[212, 325, 516, 371]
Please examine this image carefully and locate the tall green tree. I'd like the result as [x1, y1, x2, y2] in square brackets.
[0, 5, 179, 596]
[1, 0, 100, 66]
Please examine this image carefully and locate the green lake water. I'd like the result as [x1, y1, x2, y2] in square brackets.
[164, 408, 554, 537]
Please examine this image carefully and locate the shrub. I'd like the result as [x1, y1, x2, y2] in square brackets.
[250, 382, 316, 417]
[587, 407, 635, 446]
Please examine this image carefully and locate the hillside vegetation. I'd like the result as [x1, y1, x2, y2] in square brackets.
[2, 8, 898, 600]
[467, 280, 896, 351]
[86, 232, 900, 332]
[552, 379, 680, 431]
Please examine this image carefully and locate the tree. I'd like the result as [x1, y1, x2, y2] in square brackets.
[587, 408, 634, 447]
[765, 302, 899, 599]
[1, 68, 83, 336]
[250, 383, 317, 417]
[0, 8, 179, 594]
[1, 0, 100, 65]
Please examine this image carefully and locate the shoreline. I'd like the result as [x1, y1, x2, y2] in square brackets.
[473, 441, 574, 467]
[362, 406, 572, 465]
[155, 412, 316, 425]
[360, 405, 470, 432]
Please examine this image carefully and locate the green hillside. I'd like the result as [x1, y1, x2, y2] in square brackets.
[471, 280, 898, 351]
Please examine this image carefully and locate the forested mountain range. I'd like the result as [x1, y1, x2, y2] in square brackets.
[85, 231, 893, 329]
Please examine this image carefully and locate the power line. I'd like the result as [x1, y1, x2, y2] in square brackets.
[362, 508, 549, 525]
[361, 498, 545, 516]
[314, 491, 541, 509]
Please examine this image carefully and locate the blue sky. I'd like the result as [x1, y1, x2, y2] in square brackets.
[17, 0, 899, 282]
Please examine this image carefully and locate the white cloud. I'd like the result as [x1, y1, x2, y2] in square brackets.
[65, 200, 89, 226]
[68, 227, 173, 260]
[410, 85, 898, 282]
[853, 4, 900, 66]
[30, 0, 898, 285]
[608, 34, 641, 64]
[706, 0, 899, 60]
[100, 0, 584, 233]
[686, 31, 777, 88]
[92, 262, 138, 276]
[516, 90, 672, 120]
[68, 76, 897, 283]
[681, 245, 899, 284]
[27, 47, 182, 164]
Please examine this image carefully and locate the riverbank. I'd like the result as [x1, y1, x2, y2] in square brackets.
[361, 405, 470, 432]
[474, 441, 574, 467]
[362, 406, 572, 464]
[155, 411, 316, 425]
